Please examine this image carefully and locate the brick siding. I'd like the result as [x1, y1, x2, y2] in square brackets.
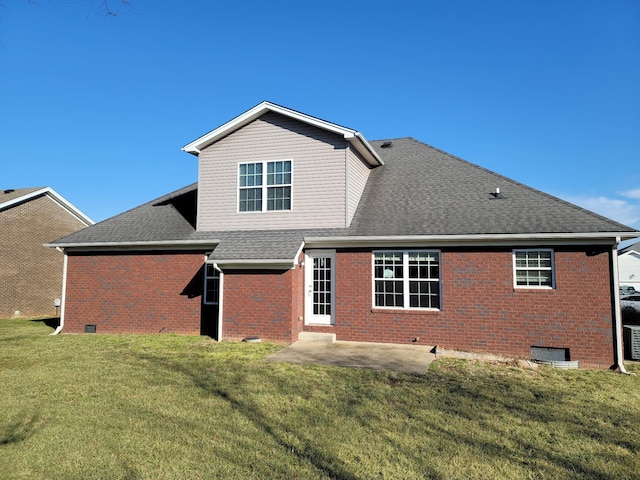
[0, 194, 88, 317]
[63, 251, 206, 334]
[222, 262, 304, 343]
[303, 247, 615, 368]
[62, 246, 616, 367]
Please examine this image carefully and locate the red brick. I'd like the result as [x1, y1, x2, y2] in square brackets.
[64, 251, 206, 334]
[305, 247, 615, 368]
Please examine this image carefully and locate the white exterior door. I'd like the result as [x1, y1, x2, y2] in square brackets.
[304, 250, 336, 325]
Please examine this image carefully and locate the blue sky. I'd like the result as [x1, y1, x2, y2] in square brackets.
[1, 0, 639, 234]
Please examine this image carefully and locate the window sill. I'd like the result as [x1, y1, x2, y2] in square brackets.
[513, 287, 555, 291]
[371, 308, 441, 315]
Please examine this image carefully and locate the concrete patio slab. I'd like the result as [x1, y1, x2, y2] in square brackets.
[264, 340, 436, 374]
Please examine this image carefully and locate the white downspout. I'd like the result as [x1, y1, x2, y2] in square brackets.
[611, 239, 632, 374]
[213, 262, 223, 342]
[50, 251, 67, 335]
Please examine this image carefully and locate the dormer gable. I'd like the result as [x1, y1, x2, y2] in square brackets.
[185, 102, 380, 232]
[183, 101, 382, 167]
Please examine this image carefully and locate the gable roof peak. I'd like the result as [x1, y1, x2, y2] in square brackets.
[0, 186, 94, 226]
[182, 101, 383, 166]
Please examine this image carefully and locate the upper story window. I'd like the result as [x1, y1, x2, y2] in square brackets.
[373, 250, 441, 309]
[238, 160, 292, 212]
[513, 249, 554, 288]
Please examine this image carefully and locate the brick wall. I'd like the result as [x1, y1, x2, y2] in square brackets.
[0, 194, 89, 317]
[304, 247, 615, 368]
[222, 264, 304, 343]
[62, 245, 616, 367]
[63, 251, 205, 334]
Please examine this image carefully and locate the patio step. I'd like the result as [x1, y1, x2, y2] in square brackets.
[298, 332, 336, 343]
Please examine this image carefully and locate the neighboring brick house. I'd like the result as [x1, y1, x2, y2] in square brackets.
[49, 102, 639, 368]
[1, 187, 93, 318]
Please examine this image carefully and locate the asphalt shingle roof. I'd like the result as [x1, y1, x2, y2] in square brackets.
[50, 138, 638, 257]
[51, 183, 198, 244]
[620, 241, 640, 255]
[351, 138, 635, 236]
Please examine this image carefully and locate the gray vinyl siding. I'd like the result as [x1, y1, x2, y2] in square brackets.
[197, 112, 350, 231]
[346, 147, 371, 226]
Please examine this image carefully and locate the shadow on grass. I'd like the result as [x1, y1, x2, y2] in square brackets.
[0, 413, 40, 446]
[409, 363, 638, 478]
[29, 317, 60, 330]
[131, 349, 434, 479]
[171, 362, 363, 479]
[132, 348, 638, 479]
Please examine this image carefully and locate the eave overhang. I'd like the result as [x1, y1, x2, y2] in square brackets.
[304, 232, 640, 248]
[44, 239, 220, 250]
[181, 101, 383, 166]
[205, 258, 298, 270]
[205, 240, 304, 271]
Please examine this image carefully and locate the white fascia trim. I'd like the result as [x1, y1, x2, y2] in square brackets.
[208, 258, 298, 270]
[293, 241, 305, 265]
[304, 232, 639, 248]
[44, 240, 221, 250]
[0, 187, 94, 226]
[344, 132, 384, 166]
[181, 101, 382, 166]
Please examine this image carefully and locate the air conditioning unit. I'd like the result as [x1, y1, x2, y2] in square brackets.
[623, 325, 640, 360]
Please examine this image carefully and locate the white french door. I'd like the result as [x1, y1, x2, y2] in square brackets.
[304, 250, 336, 325]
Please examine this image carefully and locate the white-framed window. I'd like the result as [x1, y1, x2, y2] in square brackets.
[238, 160, 292, 212]
[204, 263, 219, 305]
[513, 249, 554, 288]
[373, 250, 441, 309]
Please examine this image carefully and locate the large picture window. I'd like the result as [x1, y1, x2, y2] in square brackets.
[373, 250, 440, 309]
[239, 160, 292, 212]
[513, 249, 554, 288]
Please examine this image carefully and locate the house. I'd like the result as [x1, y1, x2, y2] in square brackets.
[48, 102, 639, 368]
[1, 187, 93, 318]
[619, 241, 640, 293]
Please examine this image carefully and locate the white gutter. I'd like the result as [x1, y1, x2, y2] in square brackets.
[304, 232, 639, 248]
[50, 251, 68, 335]
[207, 258, 298, 270]
[611, 239, 633, 374]
[44, 239, 221, 249]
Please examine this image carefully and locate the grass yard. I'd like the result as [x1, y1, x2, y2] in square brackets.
[0, 318, 639, 479]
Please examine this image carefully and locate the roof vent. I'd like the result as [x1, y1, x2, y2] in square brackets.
[4, 189, 15, 194]
[380, 141, 393, 148]
[491, 187, 503, 199]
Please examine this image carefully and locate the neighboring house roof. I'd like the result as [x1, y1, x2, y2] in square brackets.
[1, 187, 94, 226]
[49, 138, 639, 267]
[620, 241, 640, 255]
[182, 101, 383, 167]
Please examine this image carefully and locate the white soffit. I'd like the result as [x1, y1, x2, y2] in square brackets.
[182, 101, 383, 166]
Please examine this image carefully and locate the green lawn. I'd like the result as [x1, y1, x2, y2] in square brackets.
[0, 318, 638, 479]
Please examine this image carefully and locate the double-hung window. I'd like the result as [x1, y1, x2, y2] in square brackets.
[373, 250, 441, 309]
[204, 263, 219, 305]
[513, 249, 554, 288]
[238, 160, 292, 212]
